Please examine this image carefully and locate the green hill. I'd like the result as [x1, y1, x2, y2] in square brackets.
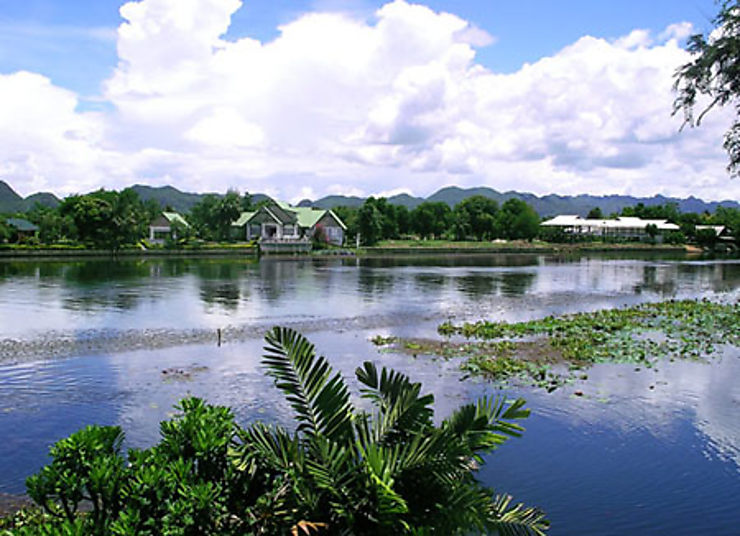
[2, 179, 737, 218]
[0, 180, 60, 214]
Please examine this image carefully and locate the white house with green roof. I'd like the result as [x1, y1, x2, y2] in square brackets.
[149, 211, 190, 243]
[232, 201, 346, 245]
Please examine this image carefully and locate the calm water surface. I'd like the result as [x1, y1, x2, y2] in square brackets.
[0, 254, 738, 535]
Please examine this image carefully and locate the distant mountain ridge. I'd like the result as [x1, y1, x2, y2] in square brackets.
[0, 180, 60, 213]
[312, 186, 740, 217]
[1, 179, 737, 217]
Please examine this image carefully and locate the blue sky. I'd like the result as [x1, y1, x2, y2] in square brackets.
[0, 0, 735, 201]
[0, 0, 719, 96]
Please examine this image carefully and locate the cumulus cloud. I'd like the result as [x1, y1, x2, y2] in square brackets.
[0, 0, 737, 202]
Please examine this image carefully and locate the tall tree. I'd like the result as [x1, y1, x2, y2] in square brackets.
[357, 198, 383, 246]
[412, 201, 452, 239]
[496, 198, 540, 241]
[452, 195, 498, 241]
[673, 0, 740, 176]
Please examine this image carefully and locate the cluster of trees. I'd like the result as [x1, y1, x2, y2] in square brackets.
[337, 195, 541, 246]
[6, 328, 548, 535]
[0, 188, 257, 249]
[1, 188, 163, 250]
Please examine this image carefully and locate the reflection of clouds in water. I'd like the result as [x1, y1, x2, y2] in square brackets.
[528, 346, 740, 469]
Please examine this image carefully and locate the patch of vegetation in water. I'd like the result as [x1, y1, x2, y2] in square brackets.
[375, 299, 739, 391]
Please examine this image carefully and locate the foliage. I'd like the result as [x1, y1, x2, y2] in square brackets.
[357, 198, 384, 246]
[695, 227, 719, 249]
[586, 207, 603, 219]
[673, 0, 740, 176]
[453, 196, 499, 241]
[311, 224, 329, 250]
[496, 199, 540, 241]
[434, 299, 739, 388]
[189, 191, 243, 242]
[620, 202, 681, 221]
[58, 188, 149, 250]
[12, 329, 547, 535]
[411, 201, 452, 239]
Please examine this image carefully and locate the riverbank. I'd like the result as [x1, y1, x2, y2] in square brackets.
[359, 239, 690, 256]
[0, 240, 695, 260]
[0, 244, 257, 259]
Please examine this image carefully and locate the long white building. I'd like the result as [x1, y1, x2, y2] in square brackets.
[540, 215, 679, 240]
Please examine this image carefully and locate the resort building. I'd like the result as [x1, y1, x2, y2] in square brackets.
[540, 215, 679, 241]
[232, 201, 346, 246]
[148, 212, 190, 244]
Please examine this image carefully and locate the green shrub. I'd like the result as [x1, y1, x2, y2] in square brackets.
[11, 328, 547, 535]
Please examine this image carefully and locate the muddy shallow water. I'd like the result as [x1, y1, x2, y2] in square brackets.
[0, 254, 738, 535]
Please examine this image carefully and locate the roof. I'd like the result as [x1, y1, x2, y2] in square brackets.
[162, 212, 190, 227]
[695, 225, 727, 236]
[540, 215, 679, 231]
[231, 202, 346, 230]
[232, 211, 256, 227]
[5, 218, 38, 232]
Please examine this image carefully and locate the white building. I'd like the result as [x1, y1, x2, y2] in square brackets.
[541, 215, 679, 241]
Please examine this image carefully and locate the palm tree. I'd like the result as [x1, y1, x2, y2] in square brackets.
[231, 326, 548, 535]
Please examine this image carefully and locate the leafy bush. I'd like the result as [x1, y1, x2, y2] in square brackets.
[9, 328, 547, 535]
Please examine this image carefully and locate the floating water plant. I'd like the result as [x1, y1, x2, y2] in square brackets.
[377, 299, 739, 391]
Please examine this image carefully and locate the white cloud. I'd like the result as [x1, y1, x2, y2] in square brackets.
[0, 0, 737, 203]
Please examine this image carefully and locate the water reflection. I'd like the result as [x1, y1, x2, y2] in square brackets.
[0, 255, 738, 342]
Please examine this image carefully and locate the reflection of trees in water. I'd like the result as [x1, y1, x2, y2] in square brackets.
[199, 282, 241, 311]
[255, 261, 300, 302]
[357, 267, 395, 300]
[632, 265, 676, 296]
[500, 271, 536, 296]
[456, 275, 499, 299]
[455, 271, 536, 299]
[414, 273, 447, 293]
[676, 262, 740, 293]
[360, 254, 540, 269]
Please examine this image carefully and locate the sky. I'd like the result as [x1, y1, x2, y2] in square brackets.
[0, 0, 737, 202]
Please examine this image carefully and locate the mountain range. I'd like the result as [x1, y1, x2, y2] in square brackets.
[1, 180, 737, 218]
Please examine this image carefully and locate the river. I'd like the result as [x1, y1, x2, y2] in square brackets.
[0, 253, 738, 535]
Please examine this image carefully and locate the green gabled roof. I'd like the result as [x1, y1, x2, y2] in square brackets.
[5, 218, 38, 232]
[292, 206, 326, 228]
[230, 203, 346, 230]
[232, 211, 256, 227]
[163, 212, 190, 227]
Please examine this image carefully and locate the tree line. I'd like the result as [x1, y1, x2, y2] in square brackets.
[335, 195, 541, 246]
[1, 187, 738, 250]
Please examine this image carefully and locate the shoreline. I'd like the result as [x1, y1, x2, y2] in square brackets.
[0, 242, 692, 261]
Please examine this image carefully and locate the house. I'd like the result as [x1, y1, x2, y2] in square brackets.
[232, 201, 346, 246]
[148, 212, 190, 244]
[5, 217, 39, 242]
[540, 215, 679, 241]
[695, 225, 735, 243]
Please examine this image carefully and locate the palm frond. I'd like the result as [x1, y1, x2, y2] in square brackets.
[356, 361, 434, 443]
[487, 494, 549, 536]
[443, 396, 529, 455]
[263, 327, 354, 443]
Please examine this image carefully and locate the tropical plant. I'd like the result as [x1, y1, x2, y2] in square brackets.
[673, 0, 740, 177]
[10, 328, 547, 535]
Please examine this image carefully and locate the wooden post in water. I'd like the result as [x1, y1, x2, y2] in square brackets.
[217, 328, 222, 347]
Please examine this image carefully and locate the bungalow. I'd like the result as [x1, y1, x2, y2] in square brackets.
[5, 217, 39, 242]
[695, 225, 735, 243]
[541, 215, 679, 241]
[148, 212, 190, 244]
[232, 201, 346, 246]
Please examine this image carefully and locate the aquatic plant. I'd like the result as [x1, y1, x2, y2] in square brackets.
[395, 299, 738, 389]
[5, 328, 548, 536]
